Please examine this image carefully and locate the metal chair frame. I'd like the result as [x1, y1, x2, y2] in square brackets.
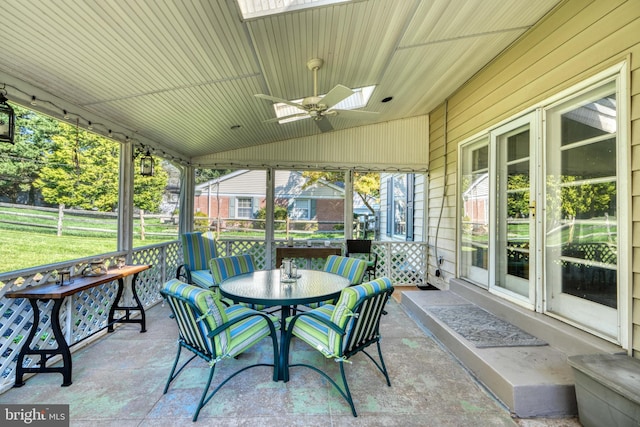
[282, 282, 394, 417]
[161, 287, 279, 422]
[345, 239, 378, 280]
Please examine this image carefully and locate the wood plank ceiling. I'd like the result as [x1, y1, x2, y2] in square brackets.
[0, 0, 560, 163]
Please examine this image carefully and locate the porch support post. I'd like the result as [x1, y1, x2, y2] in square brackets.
[265, 168, 274, 267]
[118, 141, 134, 253]
[179, 164, 195, 234]
[345, 169, 353, 239]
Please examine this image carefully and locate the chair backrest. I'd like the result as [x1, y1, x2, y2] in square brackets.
[323, 255, 367, 285]
[160, 278, 230, 358]
[180, 232, 217, 271]
[210, 254, 256, 286]
[346, 239, 372, 255]
[329, 277, 394, 357]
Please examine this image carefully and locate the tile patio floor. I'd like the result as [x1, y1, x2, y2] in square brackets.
[1, 290, 581, 426]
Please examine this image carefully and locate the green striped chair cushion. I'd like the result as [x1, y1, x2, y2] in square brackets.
[210, 254, 267, 310]
[181, 232, 217, 271]
[288, 277, 394, 358]
[303, 255, 368, 309]
[161, 278, 230, 355]
[224, 305, 280, 357]
[162, 279, 279, 360]
[190, 270, 215, 289]
[323, 255, 367, 285]
[210, 254, 255, 286]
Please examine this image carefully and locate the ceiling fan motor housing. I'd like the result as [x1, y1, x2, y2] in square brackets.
[302, 96, 325, 112]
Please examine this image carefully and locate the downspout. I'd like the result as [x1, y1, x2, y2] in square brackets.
[433, 99, 448, 278]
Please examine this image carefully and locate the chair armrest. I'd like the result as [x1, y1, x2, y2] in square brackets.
[176, 264, 193, 284]
[286, 311, 345, 336]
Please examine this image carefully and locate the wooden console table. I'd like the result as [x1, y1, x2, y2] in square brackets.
[276, 247, 342, 268]
[5, 264, 151, 387]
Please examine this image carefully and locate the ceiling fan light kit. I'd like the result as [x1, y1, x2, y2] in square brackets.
[255, 58, 378, 132]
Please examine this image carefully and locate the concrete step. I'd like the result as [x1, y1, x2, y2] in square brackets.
[400, 280, 624, 418]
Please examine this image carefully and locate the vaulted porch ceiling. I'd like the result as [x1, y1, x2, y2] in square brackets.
[0, 0, 560, 162]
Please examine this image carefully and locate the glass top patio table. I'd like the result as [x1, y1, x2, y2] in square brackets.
[219, 269, 351, 381]
[218, 269, 351, 310]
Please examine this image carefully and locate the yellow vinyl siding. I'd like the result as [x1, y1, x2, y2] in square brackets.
[427, 0, 640, 352]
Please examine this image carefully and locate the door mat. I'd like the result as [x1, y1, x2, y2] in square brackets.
[427, 304, 547, 348]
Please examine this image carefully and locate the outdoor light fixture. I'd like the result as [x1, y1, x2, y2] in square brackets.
[140, 149, 154, 176]
[0, 90, 15, 144]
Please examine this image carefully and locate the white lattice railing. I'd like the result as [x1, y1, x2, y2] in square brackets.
[0, 239, 428, 393]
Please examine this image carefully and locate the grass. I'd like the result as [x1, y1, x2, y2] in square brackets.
[0, 205, 347, 273]
[0, 229, 172, 273]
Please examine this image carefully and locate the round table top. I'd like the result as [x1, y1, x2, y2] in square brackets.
[219, 269, 351, 307]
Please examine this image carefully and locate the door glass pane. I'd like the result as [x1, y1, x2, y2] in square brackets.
[546, 87, 617, 309]
[460, 140, 489, 285]
[496, 128, 530, 297]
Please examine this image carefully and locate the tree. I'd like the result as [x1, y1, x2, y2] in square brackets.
[301, 171, 380, 215]
[33, 121, 168, 212]
[34, 123, 120, 210]
[133, 157, 169, 213]
[195, 168, 231, 184]
[0, 105, 59, 203]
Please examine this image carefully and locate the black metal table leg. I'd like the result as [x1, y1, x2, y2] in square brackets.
[14, 298, 72, 387]
[277, 304, 291, 381]
[108, 272, 146, 332]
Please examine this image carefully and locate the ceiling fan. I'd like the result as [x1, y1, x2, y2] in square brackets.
[255, 58, 378, 132]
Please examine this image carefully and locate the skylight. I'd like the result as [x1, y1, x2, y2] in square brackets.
[274, 85, 376, 123]
[236, 0, 351, 20]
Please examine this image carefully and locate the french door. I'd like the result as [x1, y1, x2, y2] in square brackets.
[460, 70, 626, 343]
[489, 114, 537, 308]
[543, 81, 619, 339]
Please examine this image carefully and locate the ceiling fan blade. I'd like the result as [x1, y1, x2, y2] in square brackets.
[328, 109, 379, 120]
[263, 112, 309, 123]
[314, 117, 334, 132]
[320, 85, 354, 109]
[255, 93, 304, 109]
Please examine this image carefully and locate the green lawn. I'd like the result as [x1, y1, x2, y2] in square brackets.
[0, 229, 172, 273]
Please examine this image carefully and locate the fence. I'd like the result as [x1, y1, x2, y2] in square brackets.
[0, 202, 178, 239]
[0, 202, 350, 240]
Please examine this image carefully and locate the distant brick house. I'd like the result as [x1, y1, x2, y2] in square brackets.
[194, 170, 344, 231]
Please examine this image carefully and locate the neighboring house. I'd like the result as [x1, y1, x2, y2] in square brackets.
[379, 173, 426, 242]
[194, 170, 345, 231]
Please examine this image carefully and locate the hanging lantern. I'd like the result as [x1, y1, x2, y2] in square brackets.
[140, 149, 154, 176]
[0, 91, 15, 144]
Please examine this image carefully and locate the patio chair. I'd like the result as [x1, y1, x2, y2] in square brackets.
[210, 254, 266, 309]
[282, 277, 395, 417]
[160, 279, 279, 422]
[346, 239, 377, 280]
[176, 232, 217, 289]
[301, 255, 368, 310]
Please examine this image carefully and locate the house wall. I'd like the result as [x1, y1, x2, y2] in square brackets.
[315, 199, 344, 231]
[379, 173, 426, 242]
[194, 194, 230, 218]
[427, 0, 640, 354]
